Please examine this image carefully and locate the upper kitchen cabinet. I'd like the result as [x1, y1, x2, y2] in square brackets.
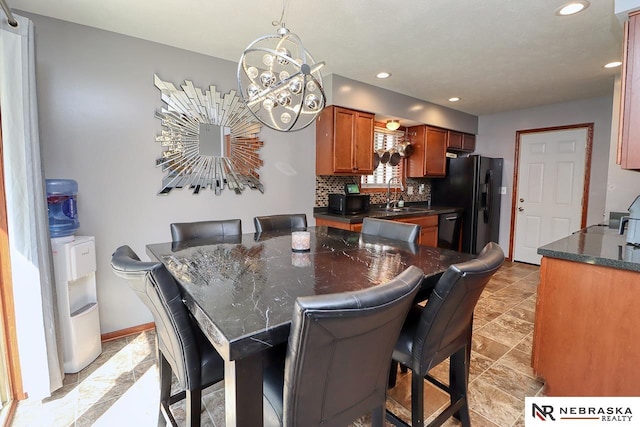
[446, 130, 463, 150]
[406, 125, 447, 178]
[446, 130, 476, 152]
[316, 106, 374, 175]
[620, 10, 640, 170]
[462, 133, 476, 152]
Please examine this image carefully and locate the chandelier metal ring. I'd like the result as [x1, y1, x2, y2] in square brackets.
[238, 24, 326, 132]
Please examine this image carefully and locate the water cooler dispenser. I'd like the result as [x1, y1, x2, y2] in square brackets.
[47, 179, 102, 373]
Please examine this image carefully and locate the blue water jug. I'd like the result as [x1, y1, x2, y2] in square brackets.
[46, 179, 80, 238]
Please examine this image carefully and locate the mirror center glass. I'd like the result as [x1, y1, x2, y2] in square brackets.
[199, 123, 225, 157]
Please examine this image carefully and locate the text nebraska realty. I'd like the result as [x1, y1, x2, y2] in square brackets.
[560, 406, 632, 422]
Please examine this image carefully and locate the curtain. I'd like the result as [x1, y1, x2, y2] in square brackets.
[0, 14, 63, 398]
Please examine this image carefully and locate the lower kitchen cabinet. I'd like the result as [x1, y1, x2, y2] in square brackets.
[533, 256, 640, 395]
[316, 216, 438, 247]
[315, 218, 363, 232]
[395, 215, 438, 247]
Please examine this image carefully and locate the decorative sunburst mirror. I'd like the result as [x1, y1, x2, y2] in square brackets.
[154, 74, 265, 195]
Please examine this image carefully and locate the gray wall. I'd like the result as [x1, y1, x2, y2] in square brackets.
[326, 74, 478, 134]
[28, 13, 317, 333]
[477, 94, 614, 255]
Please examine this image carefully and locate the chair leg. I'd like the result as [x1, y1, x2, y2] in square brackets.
[411, 371, 425, 427]
[450, 346, 471, 427]
[388, 360, 399, 388]
[185, 388, 202, 427]
[371, 404, 385, 427]
[158, 352, 172, 427]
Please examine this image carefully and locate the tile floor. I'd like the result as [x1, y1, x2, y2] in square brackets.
[11, 261, 542, 427]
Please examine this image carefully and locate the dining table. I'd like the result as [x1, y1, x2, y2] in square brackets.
[146, 225, 475, 427]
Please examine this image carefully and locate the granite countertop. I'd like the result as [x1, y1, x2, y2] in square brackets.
[537, 225, 640, 272]
[313, 204, 462, 224]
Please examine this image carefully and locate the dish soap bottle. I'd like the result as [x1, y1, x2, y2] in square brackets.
[397, 195, 405, 208]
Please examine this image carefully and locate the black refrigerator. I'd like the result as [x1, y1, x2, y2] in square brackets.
[431, 155, 503, 254]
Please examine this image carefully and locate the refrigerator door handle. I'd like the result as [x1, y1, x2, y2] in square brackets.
[484, 170, 493, 223]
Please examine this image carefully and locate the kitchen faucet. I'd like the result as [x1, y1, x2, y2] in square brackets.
[386, 177, 404, 209]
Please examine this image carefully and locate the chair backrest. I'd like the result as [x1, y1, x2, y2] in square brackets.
[170, 219, 242, 242]
[282, 265, 424, 426]
[253, 214, 307, 233]
[361, 217, 421, 243]
[110, 245, 201, 390]
[414, 242, 504, 372]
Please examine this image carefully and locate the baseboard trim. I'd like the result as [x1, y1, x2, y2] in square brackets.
[101, 322, 155, 342]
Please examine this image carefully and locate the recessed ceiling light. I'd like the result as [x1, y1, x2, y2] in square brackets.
[449, 97, 461, 102]
[556, 1, 590, 16]
[604, 61, 622, 68]
[376, 72, 391, 79]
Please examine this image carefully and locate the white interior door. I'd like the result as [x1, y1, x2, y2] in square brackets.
[513, 127, 589, 264]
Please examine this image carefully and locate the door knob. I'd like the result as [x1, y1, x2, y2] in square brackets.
[518, 207, 524, 212]
[519, 198, 524, 202]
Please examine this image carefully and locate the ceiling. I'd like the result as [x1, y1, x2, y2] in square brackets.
[8, 0, 624, 117]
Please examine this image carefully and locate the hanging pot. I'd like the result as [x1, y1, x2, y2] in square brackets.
[373, 151, 380, 169]
[377, 148, 390, 164]
[398, 140, 414, 158]
[388, 147, 402, 166]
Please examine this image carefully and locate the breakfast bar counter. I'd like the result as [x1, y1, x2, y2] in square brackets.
[532, 226, 640, 396]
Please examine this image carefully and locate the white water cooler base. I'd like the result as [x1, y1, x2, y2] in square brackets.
[64, 302, 102, 373]
[51, 236, 102, 373]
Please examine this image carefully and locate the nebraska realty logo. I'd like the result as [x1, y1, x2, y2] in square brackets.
[525, 398, 640, 426]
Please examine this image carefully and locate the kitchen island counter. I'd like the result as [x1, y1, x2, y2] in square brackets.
[532, 225, 640, 397]
[537, 225, 640, 272]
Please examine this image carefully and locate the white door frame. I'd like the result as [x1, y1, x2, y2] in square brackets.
[509, 123, 594, 262]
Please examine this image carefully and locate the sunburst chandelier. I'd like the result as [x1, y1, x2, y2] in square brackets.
[238, 1, 326, 132]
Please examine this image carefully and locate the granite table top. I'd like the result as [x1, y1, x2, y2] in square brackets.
[146, 226, 474, 362]
[537, 225, 640, 272]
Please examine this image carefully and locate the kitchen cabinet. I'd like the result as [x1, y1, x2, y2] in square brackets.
[407, 125, 447, 178]
[533, 256, 640, 395]
[619, 10, 640, 170]
[316, 106, 374, 175]
[394, 215, 438, 247]
[315, 218, 363, 232]
[447, 131, 476, 153]
[316, 215, 438, 247]
[446, 131, 463, 150]
[462, 133, 476, 152]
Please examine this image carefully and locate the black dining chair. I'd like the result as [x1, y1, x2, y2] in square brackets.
[263, 265, 425, 427]
[170, 218, 242, 242]
[387, 242, 504, 427]
[361, 217, 421, 243]
[253, 213, 307, 233]
[110, 246, 224, 427]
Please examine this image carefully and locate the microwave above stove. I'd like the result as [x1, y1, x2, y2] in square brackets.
[328, 193, 370, 215]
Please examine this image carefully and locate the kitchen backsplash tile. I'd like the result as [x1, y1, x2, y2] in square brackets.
[315, 176, 431, 207]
